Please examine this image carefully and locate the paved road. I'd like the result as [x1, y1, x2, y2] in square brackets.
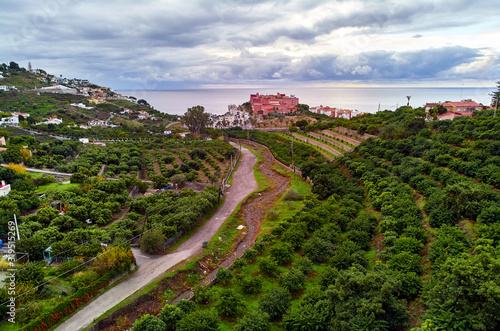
[0, 164, 73, 177]
[55, 143, 258, 331]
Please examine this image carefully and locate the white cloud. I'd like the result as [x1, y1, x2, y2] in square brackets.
[1, 0, 499, 88]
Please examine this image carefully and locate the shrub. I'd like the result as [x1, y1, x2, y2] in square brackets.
[266, 210, 279, 221]
[132, 314, 166, 331]
[282, 188, 303, 201]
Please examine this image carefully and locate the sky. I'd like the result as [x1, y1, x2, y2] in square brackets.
[1, 0, 500, 90]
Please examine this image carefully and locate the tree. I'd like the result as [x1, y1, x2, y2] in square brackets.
[235, 311, 270, 331]
[16, 262, 45, 287]
[171, 174, 187, 188]
[258, 256, 279, 277]
[423, 247, 500, 330]
[132, 314, 166, 331]
[160, 304, 184, 328]
[215, 266, 233, 285]
[490, 81, 500, 108]
[259, 287, 291, 319]
[176, 309, 220, 331]
[193, 284, 213, 304]
[278, 267, 306, 292]
[215, 288, 244, 316]
[140, 228, 165, 254]
[183, 105, 209, 134]
[270, 241, 294, 265]
[9, 61, 19, 70]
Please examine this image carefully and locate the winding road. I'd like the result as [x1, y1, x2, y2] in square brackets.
[55, 143, 258, 331]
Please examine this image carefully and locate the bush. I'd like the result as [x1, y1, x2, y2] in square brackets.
[140, 228, 165, 254]
[282, 188, 303, 201]
[266, 210, 279, 220]
[132, 314, 166, 331]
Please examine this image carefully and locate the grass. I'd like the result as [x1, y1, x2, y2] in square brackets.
[35, 181, 79, 193]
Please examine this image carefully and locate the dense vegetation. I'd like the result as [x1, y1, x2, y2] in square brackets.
[126, 106, 500, 331]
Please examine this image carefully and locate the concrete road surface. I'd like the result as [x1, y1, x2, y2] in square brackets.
[55, 144, 258, 331]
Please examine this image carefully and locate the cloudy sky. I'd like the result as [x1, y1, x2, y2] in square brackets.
[2, 0, 499, 90]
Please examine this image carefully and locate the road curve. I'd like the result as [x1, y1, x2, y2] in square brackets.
[55, 144, 258, 331]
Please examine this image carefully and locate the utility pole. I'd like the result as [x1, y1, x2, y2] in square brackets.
[291, 135, 295, 173]
[495, 98, 498, 118]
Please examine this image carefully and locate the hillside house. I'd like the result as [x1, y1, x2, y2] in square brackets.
[0, 181, 11, 197]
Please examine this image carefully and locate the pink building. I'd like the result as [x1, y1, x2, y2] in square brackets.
[250, 93, 299, 115]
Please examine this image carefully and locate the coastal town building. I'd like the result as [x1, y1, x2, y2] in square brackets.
[137, 111, 150, 120]
[425, 101, 484, 121]
[70, 103, 94, 110]
[250, 93, 299, 115]
[0, 85, 17, 92]
[310, 105, 361, 119]
[0, 137, 5, 146]
[0, 181, 11, 197]
[38, 85, 77, 94]
[209, 104, 252, 128]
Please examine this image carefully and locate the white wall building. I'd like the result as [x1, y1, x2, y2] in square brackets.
[0, 181, 11, 197]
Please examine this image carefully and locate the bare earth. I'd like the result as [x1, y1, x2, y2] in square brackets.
[55, 143, 258, 331]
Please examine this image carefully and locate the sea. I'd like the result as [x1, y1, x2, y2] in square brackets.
[118, 87, 494, 116]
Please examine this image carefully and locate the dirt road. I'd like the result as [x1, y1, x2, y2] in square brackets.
[55, 144, 258, 331]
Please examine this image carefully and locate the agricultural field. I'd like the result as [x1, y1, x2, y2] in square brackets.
[125, 107, 500, 331]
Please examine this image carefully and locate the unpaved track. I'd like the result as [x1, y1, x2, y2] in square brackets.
[290, 133, 340, 158]
[55, 143, 258, 331]
[171, 139, 291, 301]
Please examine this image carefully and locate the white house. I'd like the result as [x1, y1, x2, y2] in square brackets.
[79, 138, 89, 143]
[0, 137, 5, 145]
[70, 103, 94, 110]
[0, 181, 11, 197]
[0, 116, 19, 125]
